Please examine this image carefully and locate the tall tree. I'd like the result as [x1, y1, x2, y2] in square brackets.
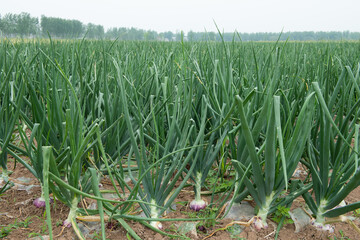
[0, 13, 17, 35]
[163, 31, 173, 41]
[16, 12, 39, 36]
[86, 23, 104, 39]
[41, 16, 84, 38]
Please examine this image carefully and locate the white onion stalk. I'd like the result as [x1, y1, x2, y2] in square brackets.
[63, 197, 78, 228]
[253, 193, 274, 230]
[189, 172, 207, 211]
[253, 211, 269, 230]
[311, 220, 334, 233]
[313, 214, 353, 233]
[308, 199, 334, 233]
[315, 199, 327, 225]
[150, 199, 163, 229]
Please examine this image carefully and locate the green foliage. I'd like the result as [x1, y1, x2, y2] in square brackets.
[0, 12, 38, 36]
[0, 218, 33, 238]
[182, 205, 219, 228]
[330, 230, 351, 240]
[1, 37, 360, 238]
[28, 232, 43, 238]
[55, 220, 63, 227]
[163, 224, 191, 240]
[0, 225, 13, 238]
[18, 217, 34, 228]
[40, 15, 84, 38]
[92, 231, 110, 240]
[205, 169, 234, 192]
[0, 180, 14, 194]
[271, 205, 294, 225]
[1, 11, 360, 40]
[353, 208, 360, 218]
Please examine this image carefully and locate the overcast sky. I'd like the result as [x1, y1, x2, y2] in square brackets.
[1, 0, 360, 33]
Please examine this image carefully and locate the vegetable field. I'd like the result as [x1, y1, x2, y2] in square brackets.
[1, 38, 360, 239]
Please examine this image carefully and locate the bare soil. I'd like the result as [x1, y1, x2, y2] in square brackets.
[1, 159, 360, 240]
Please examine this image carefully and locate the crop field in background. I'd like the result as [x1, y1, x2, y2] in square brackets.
[1, 38, 360, 239]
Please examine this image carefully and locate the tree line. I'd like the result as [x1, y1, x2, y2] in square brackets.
[1, 12, 360, 41]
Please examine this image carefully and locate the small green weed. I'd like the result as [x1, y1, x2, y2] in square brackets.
[352, 208, 360, 218]
[205, 169, 233, 192]
[19, 217, 33, 228]
[271, 205, 294, 225]
[28, 232, 42, 238]
[56, 219, 63, 227]
[92, 231, 110, 240]
[164, 224, 191, 239]
[0, 217, 33, 238]
[329, 230, 351, 240]
[0, 225, 14, 238]
[182, 205, 219, 229]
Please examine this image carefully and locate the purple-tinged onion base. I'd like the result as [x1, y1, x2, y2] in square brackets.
[311, 220, 334, 233]
[189, 199, 207, 211]
[33, 197, 54, 208]
[253, 217, 269, 230]
[33, 197, 46, 208]
[197, 225, 206, 232]
[63, 219, 72, 228]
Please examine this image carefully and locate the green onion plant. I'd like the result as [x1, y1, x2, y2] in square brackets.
[302, 80, 360, 230]
[233, 93, 315, 229]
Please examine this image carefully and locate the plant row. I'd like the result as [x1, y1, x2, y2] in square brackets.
[0, 38, 360, 239]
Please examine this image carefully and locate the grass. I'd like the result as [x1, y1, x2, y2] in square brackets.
[0, 217, 35, 238]
[330, 230, 352, 240]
